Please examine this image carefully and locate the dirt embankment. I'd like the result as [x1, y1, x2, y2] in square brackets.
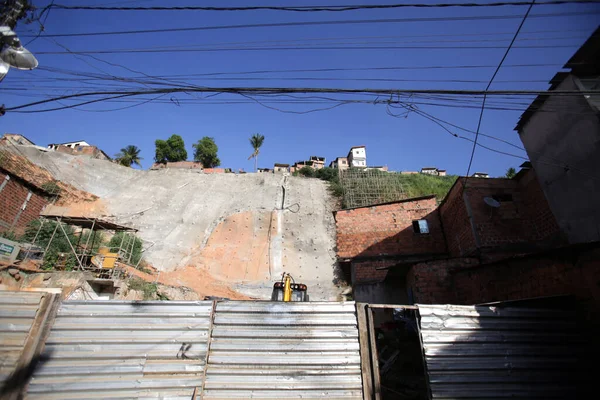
[122, 265, 251, 300]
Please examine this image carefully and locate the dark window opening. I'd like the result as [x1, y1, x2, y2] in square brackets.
[412, 220, 429, 234]
[493, 193, 513, 202]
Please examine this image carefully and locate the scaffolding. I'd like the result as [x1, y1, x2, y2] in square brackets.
[23, 214, 139, 279]
[338, 168, 406, 209]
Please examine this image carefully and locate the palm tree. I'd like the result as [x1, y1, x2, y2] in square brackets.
[248, 133, 265, 172]
[115, 145, 142, 167]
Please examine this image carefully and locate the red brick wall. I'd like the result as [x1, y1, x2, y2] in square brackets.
[440, 173, 563, 257]
[407, 257, 479, 303]
[0, 171, 49, 234]
[203, 168, 225, 174]
[518, 169, 562, 241]
[454, 246, 600, 320]
[439, 179, 476, 257]
[351, 259, 396, 284]
[335, 197, 446, 259]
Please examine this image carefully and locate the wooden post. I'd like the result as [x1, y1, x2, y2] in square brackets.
[367, 306, 382, 400]
[7, 293, 61, 400]
[356, 303, 372, 400]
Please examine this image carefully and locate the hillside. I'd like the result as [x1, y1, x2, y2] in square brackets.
[7, 145, 342, 300]
[397, 173, 458, 202]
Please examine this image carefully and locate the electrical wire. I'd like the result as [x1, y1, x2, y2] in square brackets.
[464, 0, 537, 181]
[21, 10, 599, 38]
[33, 43, 583, 55]
[49, 1, 600, 12]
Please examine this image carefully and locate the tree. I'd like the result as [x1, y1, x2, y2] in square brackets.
[248, 133, 265, 172]
[115, 145, 142, 167]
[1, 0, 36, 29]
[505, 167, 516, 179]
[154, 134, 187, 163]
[193, 137, 220, 168]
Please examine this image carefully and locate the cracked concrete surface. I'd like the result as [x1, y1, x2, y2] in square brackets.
[11, 146, 342, 300]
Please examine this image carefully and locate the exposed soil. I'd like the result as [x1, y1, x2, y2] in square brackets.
[123, 264, 251, 300]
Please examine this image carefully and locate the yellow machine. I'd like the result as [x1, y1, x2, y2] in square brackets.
[271, 272, 309, 302]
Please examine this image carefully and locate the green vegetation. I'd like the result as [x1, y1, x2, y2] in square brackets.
[248, 133, 265, 172]
[398, 173, 458, 201]
[115, 145, 143, 167]
[295, 167, 457, 207]
[0, 230, 18, 241]
[505, 167, 516, 179]
[22, 219, 78, 270]
[155, 134, 187, 163]
[295, 167, 344, 198]
[193, 136, 220, 167]
[17, 219, 144, 270]
[108, 232, 143, 265]
[127, 278, 158, 300]
[41, 180, 61, 195]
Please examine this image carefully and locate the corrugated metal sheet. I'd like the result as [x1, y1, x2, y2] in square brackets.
[417, 304, 583, 399]
[0, 291, 44, 385]
[27, 300, 213, 400]
[204, 301, 363, 399]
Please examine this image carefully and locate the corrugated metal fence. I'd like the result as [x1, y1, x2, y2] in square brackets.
[23, 299, 363, 399]
[0, 291, 45, 387]
[27, 301, 214, 400]
[418, 304, 583, 399]
[204, 301, 362, 399]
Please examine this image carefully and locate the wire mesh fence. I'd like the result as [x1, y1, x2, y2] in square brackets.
[338, 168, 406, 209]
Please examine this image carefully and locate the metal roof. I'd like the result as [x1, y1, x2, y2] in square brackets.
[39, 215, 137, 232]
[417, 304, 583, 399]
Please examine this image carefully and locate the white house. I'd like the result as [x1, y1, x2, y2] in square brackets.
[347, 146, 366, 168]
[47, 140, 91, 150]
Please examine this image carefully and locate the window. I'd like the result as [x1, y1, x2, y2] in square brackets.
[355, 150, 359, 154]
[492, 194, 513, 202]
[412, 219, 429, 234]
[342, 160, 346, 164]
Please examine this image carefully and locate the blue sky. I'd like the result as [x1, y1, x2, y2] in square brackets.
[1, 0, 599, 175]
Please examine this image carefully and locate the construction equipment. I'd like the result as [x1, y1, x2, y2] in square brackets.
[271, 272, 308, 302]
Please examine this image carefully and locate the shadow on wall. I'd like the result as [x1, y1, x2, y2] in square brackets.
[347, 206, 448, 303]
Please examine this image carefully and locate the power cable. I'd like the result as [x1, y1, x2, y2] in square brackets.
[33, 43, 582, 55]
[4, 86, 599, 113]
[21, 11, 598, 38]
[49, 1, 600, 12]
[464, 0, 536, 182]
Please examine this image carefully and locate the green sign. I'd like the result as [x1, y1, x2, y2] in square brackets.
[0, 243, 15, 256]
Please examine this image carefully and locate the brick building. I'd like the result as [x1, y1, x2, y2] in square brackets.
[334, 166, 581, 306]
[0, 167, 52, 235]
[334, 195, 447, 302]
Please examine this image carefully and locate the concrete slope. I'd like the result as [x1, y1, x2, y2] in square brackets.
[12, 146, 340, 300]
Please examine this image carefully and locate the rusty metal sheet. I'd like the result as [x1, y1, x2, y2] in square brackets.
[203, 301, 362, 399]
[417, 304, 585, 399]
[26, 300, 213, 399]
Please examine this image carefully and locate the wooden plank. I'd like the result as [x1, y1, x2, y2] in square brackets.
[355, 303, 372, 400]
[367, 304, 418, 310]
[366, 306, 381, 400]
[6, 293, 61, 400]
[199, 300, 217, 400]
